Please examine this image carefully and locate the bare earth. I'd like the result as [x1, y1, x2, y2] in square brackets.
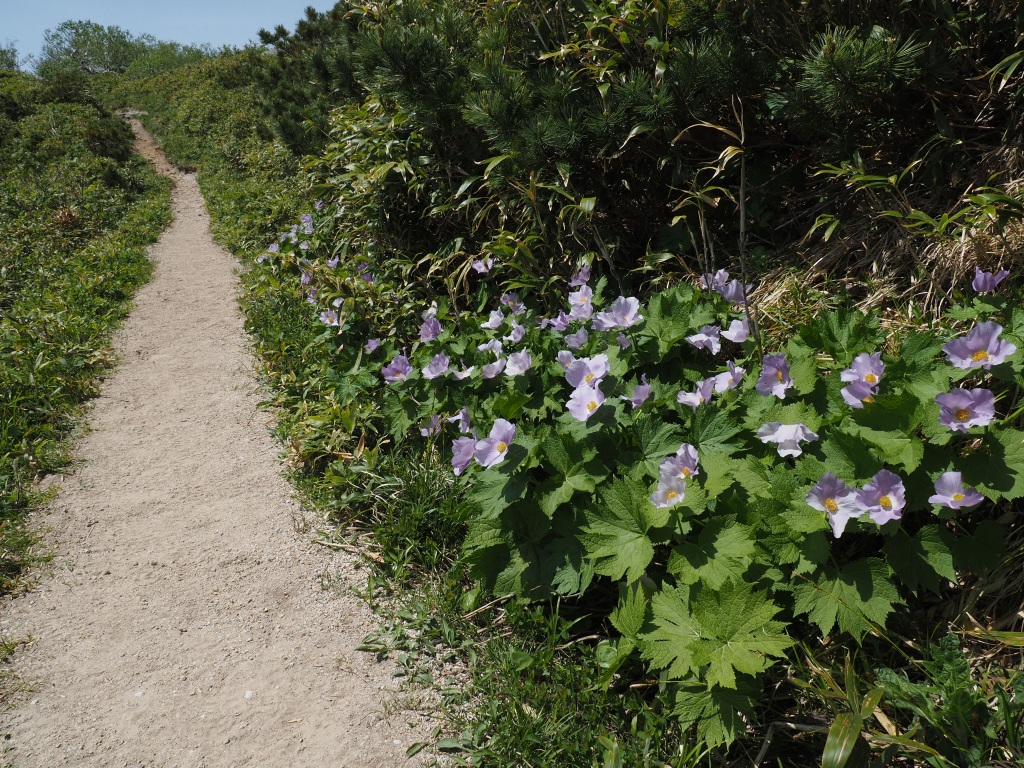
[1, 120, 427, 767]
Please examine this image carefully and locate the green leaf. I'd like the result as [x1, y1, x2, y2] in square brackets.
[702, 448, 739, 496]
[643, 581, 793, 689]
[691, 407, 744, 451]
[492, 390, 532, 420]
[468, 471, 528, 519]
[632, 413, 685, 473]
[672, 676, 762, 747]
[538, 432, 605, 515]
[581, 479, 662, 582]
[960, 427, 1024, 501]
[668, 518, 755, 588]
[609, 578, 652, 640]
[823, 712, 866, 768]
[950, 521, 1006, 575]
[840, 423, 924, 473]
[882, 525, 957, 595]
[793, 558, 902, 641]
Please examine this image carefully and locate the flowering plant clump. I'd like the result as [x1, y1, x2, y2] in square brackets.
[253, 213, 1024, 746]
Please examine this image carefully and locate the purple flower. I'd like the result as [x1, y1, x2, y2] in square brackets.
[566, 328, 589, 349]
[568, 287, 594, 321]
[650, 476, 687, 509]
[757, 422, 819, 457]
[972, 267, 1009, 294]
[504, 322, 526, 344]
[506, 350, 533, 376]
[567, 384, 606, 422]
[419, 317, 442, 343]
[841, 380, 876, 409]
[700, 269, 729, 291]
[452, 436, 476, 476]
[326, 255, 340, 268]
[360, 271, 375, 284]
[756, 354, 793, 399]
[482, 358, 506, 379]
[268, 242, 280, 253]
[617, 333, 631, 349]
[475, 419, 516, 468]
[718, 279, 751, 306]
[481, 309, 505, 330]
[660, 443, 699, 482]
[314, 199, 324, 210]
[943, 322, 1016, 369]
[420, 415, 442, 438]
[478, 339, 504, 356]
[540, 311, 571, 331]
[452, 365, 475, 380]
[306, 289, 319, 305]
[806, 473, 862, 538]
[447, 408, 472, 434]
[299, 241, 310, 250]
[556, 350, 575, 369]
[622, 375, 650, 409]
[382, 355, 413, 383]
[301, 270, 312, 285]
[422, 353, 450, 379]
[472, 257, 493, 274]
[501, 292, 525, 315]
[841, 352, 884, 387]
[592, 297, 643, 331]
[721, 316, 750, 343]
[857, 469, 906, 525]
[929, 471, 984, 509]
[320, 309, 340, 326]
[566, 354, 610, 388]
[677, 379, 714, 409]
[365, 338, 380, 352]
[687, 325, 722, 355]
[569, 266, 591, 286]
[711, 361, 745, 393]
[935, 388, 996, 431]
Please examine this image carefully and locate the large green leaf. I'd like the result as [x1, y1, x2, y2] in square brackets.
[882, 525, 957, 595]
[672, 676, 762, 747]
[793, 558, 902, 641]
[668, 518, 755, 588]
[581, 479, 664, 582]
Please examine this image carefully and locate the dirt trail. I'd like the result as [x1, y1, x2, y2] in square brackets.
[1, 120, 426, 767]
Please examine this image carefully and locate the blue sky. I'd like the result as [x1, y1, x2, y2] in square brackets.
[1, 0, 339, 63]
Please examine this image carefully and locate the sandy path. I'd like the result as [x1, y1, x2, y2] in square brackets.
[0, 121, 426, 767]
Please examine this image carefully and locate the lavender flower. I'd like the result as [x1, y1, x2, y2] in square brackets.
[935, 388, 996, 431]
[718, 279, 751, 306]
[382, 355, 412, 383]
[482, 358, 507, 379]
[452, 365, 475, 380]
[472, 257, 493, 274]
[806, 473, 863, 538]
[660, 443, 699, 482]
[556, 350, 575, 369]
[268, 242, 280, 253]
[452, 436, 476, 476]
[306, 289, 318, 305]
[943, 321, 1017, 369]
[711, 360, 745, 393]
[592, 297, 643, 331]
[326, 254, 340, 268]
[565, 328, 589, 349]
[699, 269, 729, 292]
[755, 354, 793, 399]
[314, 199, 324, 210]
[365, 338, 380, 352]
[301, 270, 312, 285]
[420, 415, 442, 438]
[474, 419, 516, 468]
[567, 384, 605, 422]
[481, 309, 505, 330]
[501, 292, 525, 315]
[422, 353, 450, 379]
[569, 266, 591, 286]
[757, 422, 819, 457]
[687, 325, 722, 355]
[972, 267, 1009, 294]
[540, 311, 571, 331]
[478, 339, 504, 356]
[721, 316, 750, 343]
[506, 350, 533, 376]
[857, 469, 906, 525]
[677, 379, 714, 409]
[447, 408, 472, 434]
[928, 471, 984, 509]
[841, 352, 884, 387]
[568, 287, 594, 321]
[617, 333, 631, 349]
[841, 380, 875, 409]
[420, 317, 442, 342]
[566, 354, 610, 388]
[650, 476, 686, 509]
[622, 375, 651, 409]
[320, 309, 340, 326]
[504, 322, 525, 344]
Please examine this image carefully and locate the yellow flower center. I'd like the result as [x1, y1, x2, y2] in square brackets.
[879, 495, 892, 510]
[952, 493, 964, 501]
[587, 401, 598, 412]
[955, 408, 971, 422]
[865, 373, 878, 384]
[666, 490, 678, 501]
[824, 498, 839, 513]
[864, 395, 874, 403]
[971, 349, 990, 362]
[578, 296, 589, 304]
[775, 370, 785, 382]
[496, 441, 508, 453]
[681, 468, 692, 478]
[585, 372, 594, 383]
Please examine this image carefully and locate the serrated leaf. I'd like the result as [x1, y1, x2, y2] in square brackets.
[468, 471, 528, 518]
[538, 432, 605, 515]
[701, 448, 739, 496]
[960, 427, 1024, 501]
[643, 581, 792, 689]
[841, 424, 923, 473]
[632, 413, 685, 473]
[691, 407, 744, 451]
[950, 520, 1006, 575]
[668, 518, 754, 588]
[672, 676, 762, 747]
[882, 525, 957, 595]
[610, 579, 652, 640]
[793, 558, 902, 641]
[581, 479, 662, 582]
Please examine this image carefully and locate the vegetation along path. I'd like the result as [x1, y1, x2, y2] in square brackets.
[1, 120, 425, 767]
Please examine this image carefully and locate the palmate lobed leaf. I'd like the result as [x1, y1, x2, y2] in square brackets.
[580, 478, 665, 582]
[793, 558, 902, 641]
[642, 580, 793, 690]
